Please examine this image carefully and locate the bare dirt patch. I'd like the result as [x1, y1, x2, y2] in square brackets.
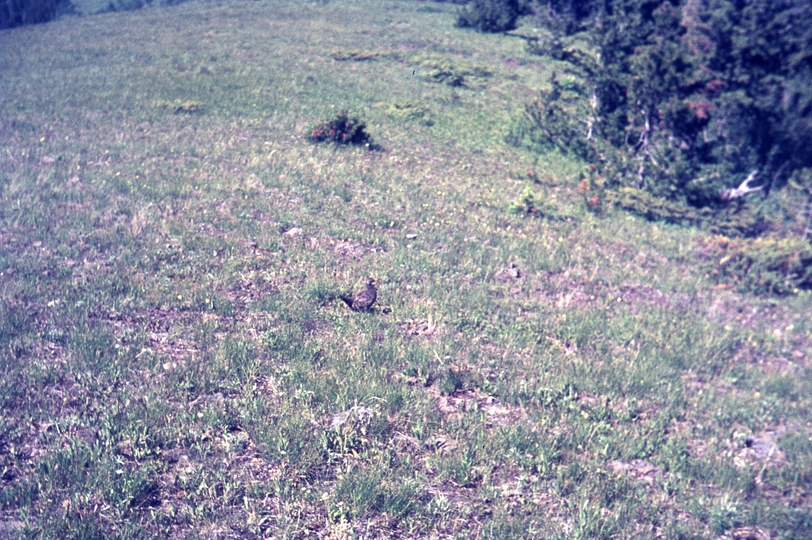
[608, 459, 664, 485]
[429, 385, 529, 427]
[398, 317, 438, 339]
[97, 307, 200, 364]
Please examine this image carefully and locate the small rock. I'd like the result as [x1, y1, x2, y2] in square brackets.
[494, 263, 522, 282]
[608, 459, 663, 484]
[328, 406, 374, 427]
[745, 432, 785, 462]
[726, 526, 770, 540]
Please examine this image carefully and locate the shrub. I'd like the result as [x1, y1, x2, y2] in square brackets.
[606, 187, 696, 226]
[412, 54, 492, 88]
[577, 165, 606, 215]
[699, 234, 812, 295]
[534, 0, 601, 36]
[508, 187, 570, 220]
[521, 73, 602, 160]
[378, 100, 434, 126]
[307, 110, 377, 149]
[456, 0, 529, 33]
[507, 186, 538, 215]
[605, 186, 768, 237]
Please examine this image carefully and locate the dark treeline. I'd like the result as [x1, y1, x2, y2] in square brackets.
[0, 0, 194, 29]
[1, 0, 72, 29]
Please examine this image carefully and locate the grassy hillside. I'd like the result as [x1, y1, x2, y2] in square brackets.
[1, 0, 810, 537]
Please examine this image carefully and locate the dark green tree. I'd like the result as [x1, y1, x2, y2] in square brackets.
[0, 0, 73, 29]
[523, 0, 812, 208]
[536, 0, 602, 35]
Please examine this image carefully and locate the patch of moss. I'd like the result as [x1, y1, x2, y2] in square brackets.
[375, 100, 433, 126]
[155, 100, 203, 114]
[330, 48, 390, 62]
[410, 54, 492, 87]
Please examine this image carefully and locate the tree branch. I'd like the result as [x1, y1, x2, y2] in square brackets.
[719, 170, 763, 201]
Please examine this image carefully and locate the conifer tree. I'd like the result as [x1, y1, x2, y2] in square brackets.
[526, 0, 812, 208]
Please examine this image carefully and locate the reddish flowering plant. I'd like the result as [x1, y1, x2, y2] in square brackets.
[306, 110, 375, 148]
[579, 165, 605, 214]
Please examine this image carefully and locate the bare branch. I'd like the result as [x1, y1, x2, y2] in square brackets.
[586, 88, 598, 141]
[719, 170, 763, 201]
[636, 158, 645, 188]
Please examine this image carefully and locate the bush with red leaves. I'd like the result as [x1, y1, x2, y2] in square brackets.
[306, 110, 377, 149]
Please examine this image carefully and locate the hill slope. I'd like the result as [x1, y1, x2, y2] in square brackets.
[1, 0, 810, 537]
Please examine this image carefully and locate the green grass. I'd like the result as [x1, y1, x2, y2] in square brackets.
[1, 0, 811, 537]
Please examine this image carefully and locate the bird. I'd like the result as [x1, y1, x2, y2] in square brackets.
[339, 278, 377, 311]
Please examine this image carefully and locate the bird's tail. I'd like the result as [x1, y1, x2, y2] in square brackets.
[339, 295, 354, 308]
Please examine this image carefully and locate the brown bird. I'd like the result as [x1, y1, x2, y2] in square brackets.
[339, 278, 377, 311]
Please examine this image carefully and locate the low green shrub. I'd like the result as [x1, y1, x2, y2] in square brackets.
[605, 186, 767, 237]
[577, 165, 607, 215]
[455, 0, 529, 33]
[376, 100, 434, 126]
[508, 186, 570, 220]
[699, 234, 812, 295]
[411, 54, 492, 88]
[606, 187, 695, 226]
[507, 186, 538, 215]
[306, 110, 377, 149]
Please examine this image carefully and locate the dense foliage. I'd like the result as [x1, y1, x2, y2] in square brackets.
[523, 0, 812, 210]
[105, 0, 191, 12]
[0, 0, 73, 29]
[307, 110, 377, 149]
[456, 0, 531, 33]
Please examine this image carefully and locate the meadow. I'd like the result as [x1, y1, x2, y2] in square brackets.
[0, 0, 810, 537]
